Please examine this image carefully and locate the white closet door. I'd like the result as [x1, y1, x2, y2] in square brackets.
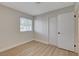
[49, 16, 57, 46]
[57, 12, 75, 51]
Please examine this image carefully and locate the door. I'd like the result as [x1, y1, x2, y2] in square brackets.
[57, 12, 75, 51]
[49, 16, 57, 46]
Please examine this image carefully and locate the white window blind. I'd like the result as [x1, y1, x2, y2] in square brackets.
[20, 17, 32, 32]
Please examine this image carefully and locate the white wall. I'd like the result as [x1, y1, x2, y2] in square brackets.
[0, 5, 33, 52]
[34, 5, 74, 44]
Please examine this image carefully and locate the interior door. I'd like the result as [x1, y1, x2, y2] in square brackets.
[57, 12, 75, 51]
[49, 16, 57, 46]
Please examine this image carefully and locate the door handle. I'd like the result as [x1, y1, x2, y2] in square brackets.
[58, 32, 60, 34]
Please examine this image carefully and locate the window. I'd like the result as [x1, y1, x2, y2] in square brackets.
[20, 17, 32, 32]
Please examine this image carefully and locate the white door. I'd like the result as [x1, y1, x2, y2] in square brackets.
[49, 16, 57, 46]
[57, 12, 75, 51]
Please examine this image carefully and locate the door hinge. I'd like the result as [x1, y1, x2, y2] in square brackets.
[74, 15, 76, 18]
[74, 45, 76, 47]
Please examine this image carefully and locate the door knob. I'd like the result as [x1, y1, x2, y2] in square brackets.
[58, 32, 60, 34]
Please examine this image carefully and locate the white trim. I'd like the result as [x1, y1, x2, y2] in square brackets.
[33, 39, 48, 44]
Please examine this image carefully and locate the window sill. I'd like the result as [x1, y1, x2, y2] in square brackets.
[20, 31, 33, 32]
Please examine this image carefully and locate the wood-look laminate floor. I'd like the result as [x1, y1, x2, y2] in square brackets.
[0, 40, 78, 56]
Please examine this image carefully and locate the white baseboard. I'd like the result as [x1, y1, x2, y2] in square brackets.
[33, 39, 48, 44]
[0, 40, 32, 52]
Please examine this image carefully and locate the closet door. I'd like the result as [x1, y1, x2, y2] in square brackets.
[57, 12, 75, 51]
[49, 16, 57, 46]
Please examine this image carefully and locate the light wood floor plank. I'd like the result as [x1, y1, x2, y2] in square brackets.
[0, 40, 78, 56]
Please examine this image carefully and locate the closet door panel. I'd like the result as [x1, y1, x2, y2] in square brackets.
[49, 16, 57, 46]
[57, 12, 75, 51]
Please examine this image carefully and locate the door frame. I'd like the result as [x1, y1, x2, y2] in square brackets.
[73, 3, 79, 54]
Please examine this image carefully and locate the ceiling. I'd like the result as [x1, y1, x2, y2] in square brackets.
[0, 2, 74, 16]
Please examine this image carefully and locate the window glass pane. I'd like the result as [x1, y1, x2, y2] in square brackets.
[20, 17, 32, 32]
